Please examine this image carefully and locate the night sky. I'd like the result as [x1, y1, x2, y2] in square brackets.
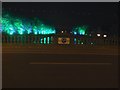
[2, 2, 119, 33]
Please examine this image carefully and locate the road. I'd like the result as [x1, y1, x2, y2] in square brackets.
[2, 44, 119, 55]
[2, 51, 119, 88]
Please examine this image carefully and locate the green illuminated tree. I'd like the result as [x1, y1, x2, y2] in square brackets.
[72, 25, 88, 35]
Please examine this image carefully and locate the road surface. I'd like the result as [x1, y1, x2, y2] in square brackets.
[2, 52, 119, 88]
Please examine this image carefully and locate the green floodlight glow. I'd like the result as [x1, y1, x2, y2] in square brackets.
[38, 25, 56, 35]
[2, 17, 16, 35]
[2, 12, 56, 35]
[9, 29, 15, 35]
[73, 25, 88, 35]
[0, 16, 2, 23]
[32, 23, 56, 35]
[40, 38, 43, 44]
[23, 19, 32, 34]
[79, 28, 85, 35]
[14, 19, 25, 35]
[27, 29, 32, 34]
[33, 26, 38, 35]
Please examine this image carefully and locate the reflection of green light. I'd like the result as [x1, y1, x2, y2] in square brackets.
[44, 37, 46, 44]
[47, 37, 50, 44]
[74, 38, 77, 44]
[50, 37, 53, 43]
[78, 40, 80, 44]
[40, 38, 43, 44]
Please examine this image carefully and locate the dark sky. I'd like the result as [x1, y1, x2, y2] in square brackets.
[2, 2, 119, 33]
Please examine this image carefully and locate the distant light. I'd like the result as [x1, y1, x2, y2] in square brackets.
[91, 42, 93, 45]
[89, 34, 92, 36]
[81, 42, 84, 44]
[74, 32, 77, 35]
[61, 31, 64, 33]
[97, 34, 100, 37]
[103, 35, 107, 37]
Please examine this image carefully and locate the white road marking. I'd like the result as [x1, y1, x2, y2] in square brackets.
[29, 62, 112, 65]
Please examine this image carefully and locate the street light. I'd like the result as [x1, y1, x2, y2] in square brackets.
[103, 34, 107, 37]
[97, 34, 101, 37]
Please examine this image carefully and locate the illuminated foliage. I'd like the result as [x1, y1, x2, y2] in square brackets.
[0, 16, 2, 33]
[2, 12, 56, 35]
[14, 18, 25, 35]
[22, 19, 32, 34]
[72, 25, 88, 35]
[2, 16, 16, 35]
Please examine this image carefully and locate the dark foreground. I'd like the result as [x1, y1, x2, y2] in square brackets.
[2, 53, 118, 88]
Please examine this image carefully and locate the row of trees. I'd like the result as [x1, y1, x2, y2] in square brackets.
[1, 11, 56, 35]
